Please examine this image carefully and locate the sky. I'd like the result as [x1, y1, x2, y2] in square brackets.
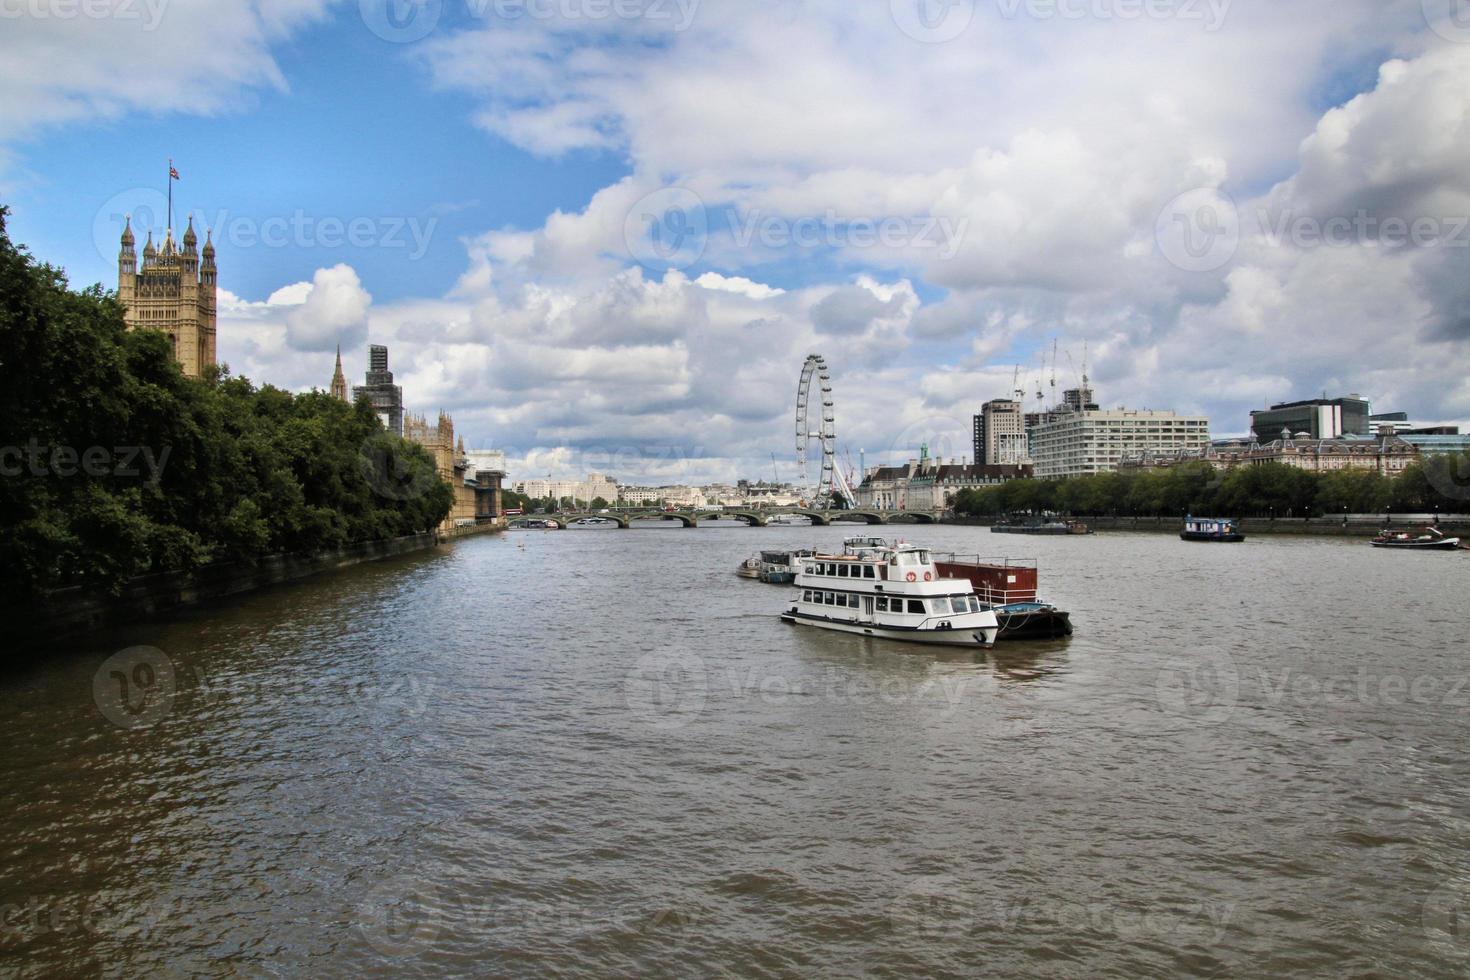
[3, 0, 1469, 486]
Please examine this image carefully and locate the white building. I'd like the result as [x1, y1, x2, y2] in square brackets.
[515, 472, 620, 504]
[1031, 409, 1210, 479]
[973, 399, 1030, 465]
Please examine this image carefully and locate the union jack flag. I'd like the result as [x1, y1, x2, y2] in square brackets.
[169, 166, 179, 180]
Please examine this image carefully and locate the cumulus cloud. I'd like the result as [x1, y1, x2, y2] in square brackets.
[42, 0, 1470, 480]
[284, 264, 373, 352]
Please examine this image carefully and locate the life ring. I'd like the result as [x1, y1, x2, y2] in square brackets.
[906, 572, 917, 582]
[923, 572, 933, 582]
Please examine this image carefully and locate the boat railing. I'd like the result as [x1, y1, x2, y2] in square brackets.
[931, 554, 1039, 570]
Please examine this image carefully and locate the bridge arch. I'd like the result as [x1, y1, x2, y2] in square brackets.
[627, 511, 698, 528]
[885, 511, 940, 524]
[696, 511, 768, 527]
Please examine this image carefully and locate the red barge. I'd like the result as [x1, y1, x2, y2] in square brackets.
[931, 556, 1074, 640]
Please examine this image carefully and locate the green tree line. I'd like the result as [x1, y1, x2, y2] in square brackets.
[0, 207, 452, 602]
[953, 458, 1470, 520]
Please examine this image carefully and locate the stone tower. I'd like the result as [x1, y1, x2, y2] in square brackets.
[330, 345, 349, 401]
[118, 214, 217, 378]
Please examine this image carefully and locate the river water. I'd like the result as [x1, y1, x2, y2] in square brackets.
[2, 524, 1469, 977]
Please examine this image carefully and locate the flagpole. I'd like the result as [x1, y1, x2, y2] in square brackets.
[167, 157, 173, 236]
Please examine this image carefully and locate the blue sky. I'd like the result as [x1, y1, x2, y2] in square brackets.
[3, 1, 1468, 481]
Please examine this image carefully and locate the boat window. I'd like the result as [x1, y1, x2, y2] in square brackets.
[876, 596, 888, 612]
[826, 563, 837, 576]
[863, 566, 875, 579]
[802, 591, 812, 602]
[907, 599, 925, 614]
[968, 596, 982, 613]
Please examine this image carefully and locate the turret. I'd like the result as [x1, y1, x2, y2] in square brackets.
[330, 345, 349, 401]
[118, 216, 136, 301]
[181, 215, 198, 274]
[118, 215, 136, 270]
[142, 229, 157, 264]
[200, 229, 216, 287]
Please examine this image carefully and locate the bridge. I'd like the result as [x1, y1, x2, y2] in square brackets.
[528, 507, 947, 529]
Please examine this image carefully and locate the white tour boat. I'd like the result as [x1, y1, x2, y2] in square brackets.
[780, 539, 1000, 647]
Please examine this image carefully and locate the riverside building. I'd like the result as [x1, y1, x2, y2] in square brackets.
[1030, 407, 1210, 479]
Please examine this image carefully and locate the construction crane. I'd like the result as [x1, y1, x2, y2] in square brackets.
[770, 452, 780, 486]
[1012, 364, 1024, 402]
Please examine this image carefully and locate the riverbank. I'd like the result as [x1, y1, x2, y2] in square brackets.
[946, 514, 1470, 541]
[12, 529, 481, 647]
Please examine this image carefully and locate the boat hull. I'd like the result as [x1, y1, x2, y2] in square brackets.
[1180, 532, 1245, 542]
[780, 611, 998, 648]
[1370, 539, 1461, 550]
[994, 604, 1074, 640]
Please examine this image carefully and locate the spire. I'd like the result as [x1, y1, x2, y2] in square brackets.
[201, 228, 215, 260]
[143, 229, 157, 259]
[330, 345, 348, 401]
[120, 215, 135, 248]
[182, 214, 197, 251]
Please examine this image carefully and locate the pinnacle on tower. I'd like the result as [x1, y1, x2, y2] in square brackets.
[330, 345, 349, 401]
[120, 215, 135, 248]
[202, 228, 215, 260]
[183, 214, 197, 250]
[143, 229, 157, 259]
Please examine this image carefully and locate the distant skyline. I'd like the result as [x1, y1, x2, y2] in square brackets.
[4, 0, 1470, 483]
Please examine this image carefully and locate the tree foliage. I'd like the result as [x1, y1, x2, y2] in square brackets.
[0, 207, 452, 601]
[953, 458, 1470, 519]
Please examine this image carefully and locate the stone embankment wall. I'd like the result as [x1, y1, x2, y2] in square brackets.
[24, 532, 445, 643]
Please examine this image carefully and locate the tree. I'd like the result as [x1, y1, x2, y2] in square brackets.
[0, 206, 452, 606]
[590, 496, 610, 510]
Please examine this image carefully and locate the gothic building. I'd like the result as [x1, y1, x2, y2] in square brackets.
[117, 215, 217, 378]
[330, 346, 349, 401]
